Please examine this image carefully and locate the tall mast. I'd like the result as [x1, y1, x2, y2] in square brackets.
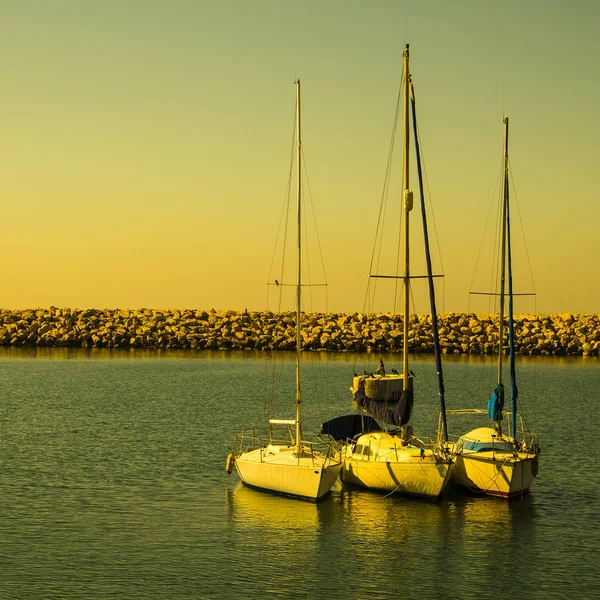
[496, 116, 509, 434]
[504, 116, 519, 439]
[498, 118, 509, 383]
[294, 79, 303, 449]
[402, 45, 413, 383]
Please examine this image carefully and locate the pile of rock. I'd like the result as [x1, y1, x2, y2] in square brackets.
[0, 308, 598, 356]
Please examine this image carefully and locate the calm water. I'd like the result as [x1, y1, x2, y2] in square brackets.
[0, 348, 598, 599]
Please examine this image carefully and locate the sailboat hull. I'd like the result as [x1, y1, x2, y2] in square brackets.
[340, 433, 452, 499]
[234, 445, 343, 502]
[342, 457, 452, 498]
[450, 450, 538, 498]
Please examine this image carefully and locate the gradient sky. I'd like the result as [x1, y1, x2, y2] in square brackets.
[1, 0, 598, 314]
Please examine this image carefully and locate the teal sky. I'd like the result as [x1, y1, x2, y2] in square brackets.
[0, 0, 598, 314]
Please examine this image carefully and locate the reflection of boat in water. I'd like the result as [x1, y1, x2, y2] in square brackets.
[449, 118, 540, 498]
[226, 80, 341, 501]
[322, 45, 451, 499]
[337, 488, 445, 538]
[329, 489, 534, 599]
[445, 493, 537, 550]
[225, 483, 322, 531]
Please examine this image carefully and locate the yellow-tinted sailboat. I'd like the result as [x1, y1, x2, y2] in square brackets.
[226, 80, 342, 501]
[448, 117, 540, 498]
[322, 45, 452, 499]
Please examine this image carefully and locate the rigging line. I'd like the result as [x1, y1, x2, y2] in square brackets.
[297, 153, 330, 406]
[413, 111, 445, 279]
[486, 180, 501, 321]
[376, 106, 400, 310]
[467, 158, 504, 303]
[392, 78, 405, 315]
[507, 156, 537, 296]
[488, 159, 504, 323]
[411, 83, 448, 441]
[393, 171, 403, 316]
[409, 404, 440, 439]
[406, 280, 434, 383]
[486, 182, 502, 398]
[278, 137, 295, 315]
[375, 108, 398, 271]
[298, 152, 313, 313]
[267, 105, 297, 296]
[419, 157, 446, 311]
[266, 104, 297, 415]
[301, 148, 329, 288]
[363, 62, 404, 311]
[393, 251, 403, 315]
[463, 288, 473, 390]
[493, 162, 505, 314]
[381, 461, 429, 499]
[301, 207, 313, 313]
[300, 192, 324, 313]
[406, 289, 435, 394]
[391, 80, 406, 315]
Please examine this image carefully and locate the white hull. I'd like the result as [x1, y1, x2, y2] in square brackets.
[229, 81, 342, 503]
[450, 448, 538, 498]
[340, 432, 452, 499]
[234, 444, 343, 501]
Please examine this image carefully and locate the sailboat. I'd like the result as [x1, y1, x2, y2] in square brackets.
[225, 80, 342, 502]
[321, 45, 452, 499]
[448, 117, 540, 498]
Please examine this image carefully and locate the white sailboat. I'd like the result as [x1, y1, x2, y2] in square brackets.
[225, 80, 342, 501]
[448, 117, 540, 498]
[322, 45, 452, 499]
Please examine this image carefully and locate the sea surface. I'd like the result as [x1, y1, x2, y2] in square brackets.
[0, 348, 598, 600]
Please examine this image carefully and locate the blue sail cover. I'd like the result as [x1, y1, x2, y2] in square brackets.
[487, 384, 504, 421]
[354, 388, 414, 427]
[505, 170, 519, 439]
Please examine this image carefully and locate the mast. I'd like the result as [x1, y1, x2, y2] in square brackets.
[495, 116, 510, 435]
[402, 44, 413, 385]
[504, 116, 519, 439]
[294, 79, 303, 449]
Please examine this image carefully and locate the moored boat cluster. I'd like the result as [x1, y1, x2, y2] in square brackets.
[0, 308, 598, 356]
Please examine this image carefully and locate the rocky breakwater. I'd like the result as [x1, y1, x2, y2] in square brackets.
[0, 308, 598, 356]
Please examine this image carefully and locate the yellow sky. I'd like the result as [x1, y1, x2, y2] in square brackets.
[0, 1, 598, 314]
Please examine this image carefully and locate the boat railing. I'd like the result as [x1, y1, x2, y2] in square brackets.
[233, 427, 341, 464]
[233, 425, 294, 455]
[308, 434, 343, 463]
[438, 409, 540, 455]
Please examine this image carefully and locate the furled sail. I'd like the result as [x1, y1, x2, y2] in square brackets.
[353, 387, 414, 427]
[505, 168, 519, 438]
[410, 81, 448, 441]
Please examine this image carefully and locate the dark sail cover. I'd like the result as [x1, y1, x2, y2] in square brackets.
[320, 414, 382, 442]
[354, 388, 414, 427]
